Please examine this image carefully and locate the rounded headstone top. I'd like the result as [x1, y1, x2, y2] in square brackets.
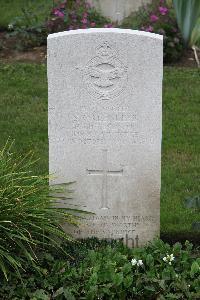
[47, 28, 163, 41]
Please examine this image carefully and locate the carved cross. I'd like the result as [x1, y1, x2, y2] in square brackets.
[87, 149, 123, 209]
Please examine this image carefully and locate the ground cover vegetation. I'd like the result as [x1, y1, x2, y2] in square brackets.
[0, 63, 199, 238]
[0, 237, 199, 299]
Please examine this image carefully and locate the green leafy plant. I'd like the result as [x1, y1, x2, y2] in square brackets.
[173, 0, 200, 44]
[173, 0, 200, 67]
[0, 238, 199, 299]
[0, 140, 82, 280]
[8, 2, 51, 49]
[191, 18, 200, 48]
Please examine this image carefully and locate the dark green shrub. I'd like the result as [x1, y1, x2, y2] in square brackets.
[8, 2, 50, 50]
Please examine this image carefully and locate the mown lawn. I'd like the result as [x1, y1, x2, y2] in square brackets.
[0, 63, 199, 237]
[0, 0, 52, 29]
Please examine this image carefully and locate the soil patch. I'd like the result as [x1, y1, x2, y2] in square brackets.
[0, 31, 198, 67]
[0, 31, 46, 63]
[161, 232, 200, 248]
[0, 46, 46, 64]
[167, 48, 198, 68]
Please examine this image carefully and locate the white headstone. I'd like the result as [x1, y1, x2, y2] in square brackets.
[88, 0, 152, 23]
[48, 28, 163, 247]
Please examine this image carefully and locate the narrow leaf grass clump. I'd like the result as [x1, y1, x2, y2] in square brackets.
[0, 141, 80, 279]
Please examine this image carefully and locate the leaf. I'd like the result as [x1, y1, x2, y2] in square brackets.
[63, 288, 76, 300]
[173, 242, 182, 253]
[159, 279, 165, 290]
[165, 293, 179, 299]
[144, 285, 156, 292]
[173, 0, 200, 45]
[113, 272, 123, 286]
[124, 275, 133, 288]
[64, 14, 68, 23]
[31, 289, 49, 300]
[121, 263, 132, 274]
[146, 254, 154, 266]
[196, 258, 200, 265]
[0, 258, 8, 281]
[162, 269, 171, 280]
[190, 261, 200, 277]
[191, 17, 200, 47]
[53, 287, 64, 298]
[88, 272, 98, 286]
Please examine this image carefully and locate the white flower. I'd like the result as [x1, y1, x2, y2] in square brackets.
[163, 254, 175, 264]
[170, 254, 175, 261]
[137, 260, 143, 266]
[163, 257, 167, 262]
[175, 274, 178, 278]
[131, 258, 137, 266]
[8, 24, 13, 30]
[131, 258, 144, 267]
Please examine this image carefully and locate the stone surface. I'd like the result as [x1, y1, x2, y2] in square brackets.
[48, 28, 163, 247]
[88, 0, 152, 23]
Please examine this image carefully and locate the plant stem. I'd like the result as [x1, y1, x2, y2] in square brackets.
[192, 45, 200, 68]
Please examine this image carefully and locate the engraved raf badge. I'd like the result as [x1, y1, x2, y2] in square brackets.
[79, 41, 128, 100]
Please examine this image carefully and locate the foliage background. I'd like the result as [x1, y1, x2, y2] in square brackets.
[0, 0, 52, 29]
[0, 238, 199, 299]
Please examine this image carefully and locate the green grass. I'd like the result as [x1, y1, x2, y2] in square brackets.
[0, 63, 48, 174]
[0, 0, 52, 29]
[161, 67, 200, 234]
[0, 63, 199, 236]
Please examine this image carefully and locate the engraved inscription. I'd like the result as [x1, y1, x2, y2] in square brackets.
[73, 215, 157, 243]
[50, 109, 157, 145]
[87, 149, 123, 209]
[80, 41, 128, 100]
[68, 110, 143, 145]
